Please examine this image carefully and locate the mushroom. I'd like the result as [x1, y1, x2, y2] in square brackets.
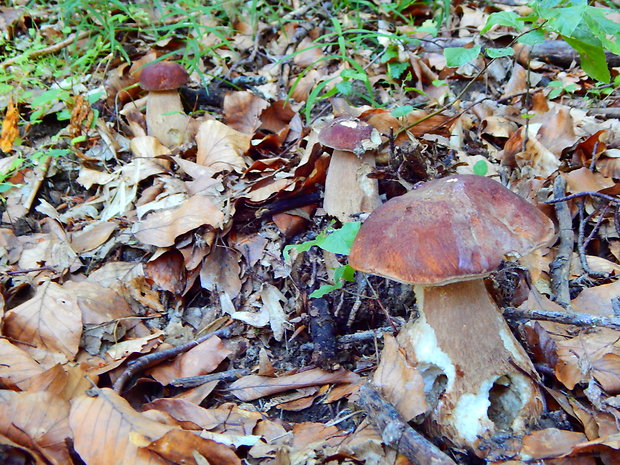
[349, 174, 555, 449]
[139, 61, 190, 147]
[318, 117, 381, 222]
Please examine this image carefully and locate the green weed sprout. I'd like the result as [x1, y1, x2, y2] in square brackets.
[283, 221, 360, 298]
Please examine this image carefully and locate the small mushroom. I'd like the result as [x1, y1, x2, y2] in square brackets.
[139, 61, 190, 147]
[349, 174, 555, 449]
[318, 117, 381, 222]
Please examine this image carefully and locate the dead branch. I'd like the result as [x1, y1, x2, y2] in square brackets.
[504, 307, 620, 331]
[113, 324, 235, 393]
[170, 368, 250, 388]
[549, 176, 573, 307]
[357, 384, 457, 465]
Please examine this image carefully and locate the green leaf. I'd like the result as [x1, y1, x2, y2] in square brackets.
[517, 29, 546, 46]
[481, 11, 522, 34]
[388, 62, 409, 79]
[310, 283, 342, 298]
[391, 105, 414, 117]
[473, 160, 488, 176]
[318, 222, 361, 255]
[485, 47, 514, 58]
[444, 45, 482, 67]
[336, 80, 353, 95]
[583, 6, 620, 54]
[563, 36, 610, 82]
[309, 265, 356, 298]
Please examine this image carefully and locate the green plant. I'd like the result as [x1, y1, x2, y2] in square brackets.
[284, 222, 360, 298]
[547, 80, 578, 99]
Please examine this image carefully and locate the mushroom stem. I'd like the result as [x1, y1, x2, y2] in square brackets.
[399, 279, 542, 447]
[323, 150, 380, 222]
[145, 90, 189, 147]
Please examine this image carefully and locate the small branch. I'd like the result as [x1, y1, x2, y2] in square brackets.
[357, 384, 457, 465]
[549, 176, 573, 308]
[577, 200, 608, 279]
[113, 324, 235, 393]
[545, 191, 620, 205]
[170, 368, 250, 388]
[504, 307, 620, 331]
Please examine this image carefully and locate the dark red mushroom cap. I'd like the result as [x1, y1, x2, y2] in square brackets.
[139, 61, 189, 91]
[349, 175, 555, 285]
[318, 117, 378, 155]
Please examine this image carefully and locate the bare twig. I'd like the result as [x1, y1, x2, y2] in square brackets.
[545, 191, 620, 205]
[549, 176, 573, 308]
[170, 368, 250, 388]
[577, 200, 609, 279]
[357, 384, 457, 465]
[504, 307, 620, 331]
[113, 324, 235, 393]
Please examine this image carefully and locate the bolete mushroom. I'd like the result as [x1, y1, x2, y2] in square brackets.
[318, 117, 381, 222]
[139, 61, 190, 147]
[349, 174, 555, 448]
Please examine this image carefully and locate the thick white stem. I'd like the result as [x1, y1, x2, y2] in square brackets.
[398, 279, 543, 447]
[145, 91, 189, 147]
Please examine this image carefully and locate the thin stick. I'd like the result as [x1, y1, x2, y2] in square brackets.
[545, 191, 620, 205]
[577, 200, 608, 279]
[549, 176, 573, 308]
[113, 324, 235, 393]
[504, 307, 620, 331]
[357, 384, 457, 465]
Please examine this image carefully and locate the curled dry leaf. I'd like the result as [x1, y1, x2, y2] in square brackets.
[68, 220, 118, 254]
[521, 428, 587, 460]
[228, 368, 360, 402]
[196, 119, 251, 173]
[145, 249, 186, 294]
[134, 194, 224, 247]
[4, 281, 82, 369]
[0, 390, 72, 465]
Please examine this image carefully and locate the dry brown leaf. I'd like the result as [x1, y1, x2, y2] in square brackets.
[69, 220, 118, 253]
[134, 194, 224, 247]
[373, 334, 428, 421]
[564, 168, 615, 194]
[0, 432, 46, 465]
[537, 106, 579, 156]
[521, 428, 587, 460]
[0, 390, 72, 465]
[148, 335, 232, 386]
[195, 119, 251, 173]
[224, 91, 270, 134]
[145, 429, 241, 465]
[572, 280, 620, 317]
[70, 387, 173, 465]
[26, 363, 95, 401]
[199, 245, 242, 297]
[145, 249, 186, 294]
[146, 400, 261, 436]
[4, 281, 82, 369]
[228, 368, 360, 402]
[0, 338, 45, 389]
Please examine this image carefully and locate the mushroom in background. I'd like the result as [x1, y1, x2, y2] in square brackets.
[349, 174, 555, 449]
[318, 117, 381, 222]
[139, 61, 190, 147]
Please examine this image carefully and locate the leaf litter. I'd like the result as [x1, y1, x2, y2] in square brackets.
[1, 1, 620, 464]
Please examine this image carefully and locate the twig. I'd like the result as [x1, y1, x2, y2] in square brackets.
[549, 176, 573, 308]
[170, 368, 250, 388]
[357, 384, 457, 465]
[545, 191, 620, 205]
[577, 200, 608, 279]
[0, 30, 91, 68]
[113, 324, 235, 393]
[504, 307, 620, 331]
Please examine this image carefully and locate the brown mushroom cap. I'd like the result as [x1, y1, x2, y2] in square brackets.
[139, 61, 189, 91]
[318, 117, 375, 153]
[349, 174, 555, 285]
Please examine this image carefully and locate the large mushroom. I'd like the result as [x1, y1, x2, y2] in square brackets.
[139, 61, 190, 147]
[349, 174, 555, 449]
[318, 117, 381, 222]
